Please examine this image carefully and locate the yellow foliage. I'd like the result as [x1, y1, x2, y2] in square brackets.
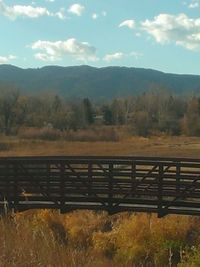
[63, 210, 108, 248]
[1, 210, 200, 266]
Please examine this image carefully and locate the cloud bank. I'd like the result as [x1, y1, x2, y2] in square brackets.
[141, 13, 200, 51]
[31, 38, 98, 62]
[0, 0, 65, 20]
[0, 55, 16, 64]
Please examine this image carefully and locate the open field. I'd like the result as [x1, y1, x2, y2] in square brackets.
[1, 135, 200, 158]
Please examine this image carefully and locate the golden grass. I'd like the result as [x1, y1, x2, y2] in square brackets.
[1, 211, 199, 267]
[1, 135, 200, 158]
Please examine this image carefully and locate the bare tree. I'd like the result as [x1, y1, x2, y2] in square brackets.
[0, 88, 19, 135]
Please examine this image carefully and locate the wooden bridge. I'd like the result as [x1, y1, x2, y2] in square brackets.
[1, 156, 200, 217]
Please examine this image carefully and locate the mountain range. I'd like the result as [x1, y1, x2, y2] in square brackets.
[0, 64, 200, 99]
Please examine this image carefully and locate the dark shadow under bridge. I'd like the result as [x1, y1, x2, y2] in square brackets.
[1, 156, 200, 217]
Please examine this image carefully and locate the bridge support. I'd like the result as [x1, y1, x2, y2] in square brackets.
[157, 208, 168, 218]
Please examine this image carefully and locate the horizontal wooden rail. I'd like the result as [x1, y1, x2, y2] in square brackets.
[1, 156, 200, 217]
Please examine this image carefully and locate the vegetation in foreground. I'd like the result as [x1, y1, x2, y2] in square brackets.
[1, 211, 200, 267]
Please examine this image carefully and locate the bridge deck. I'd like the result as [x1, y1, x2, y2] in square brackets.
[1, 156, 200, 217]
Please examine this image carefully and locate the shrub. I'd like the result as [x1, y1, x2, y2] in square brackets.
[19, 127, 120, 142]
[19, 128, 62, 141]
[63, 127, 119, 142]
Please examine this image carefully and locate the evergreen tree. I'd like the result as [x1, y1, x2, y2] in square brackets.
[82, 98, 94, 125]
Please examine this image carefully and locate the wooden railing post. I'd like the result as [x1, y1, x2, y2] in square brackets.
[14, 163, 19, 212]
[3, 161, 11, 214]
[60, 163, 65, 212]
[158, 163, 164, 218]
[108, 163, 113, 211]
[132, 161, 136, 197]
[47, 163, 51, 197]
[88, 162, 92, 196]
[176, 163, 181, 195]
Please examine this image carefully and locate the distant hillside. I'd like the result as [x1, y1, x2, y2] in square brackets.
[0, 65, 200, 99]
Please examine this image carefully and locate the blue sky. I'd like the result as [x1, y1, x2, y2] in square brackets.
[0, 0, 200, 74]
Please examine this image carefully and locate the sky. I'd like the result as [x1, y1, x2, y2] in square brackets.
[0, 0, 200, 74]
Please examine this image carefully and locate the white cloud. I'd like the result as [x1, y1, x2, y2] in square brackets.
[55, 12, 65, 20]
[68, 3, 84, 16]
[119, 20, 135, 29]
[34, 53, 56, 61]
[45, 0, 55, 2]
[103, 51, 143, 62]
[31, 38, 98, 62]
[54, 8, 66, 20]
[91, 11, 107, 20]
[141, 13, 200, 51]
[92, 13, 98, 20]
[0, 1, 50, 19]
[130, 51, 143, 59]
[0, 0, 65, 20]
[188, 0, 200, 8]
[0, 55, 16, 64]
[103, 52, 124, 62]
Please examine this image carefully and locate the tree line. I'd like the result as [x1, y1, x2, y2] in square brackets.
[0, 88, 199, 136]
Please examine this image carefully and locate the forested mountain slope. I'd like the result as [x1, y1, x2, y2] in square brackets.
[0, 64, 200, 98]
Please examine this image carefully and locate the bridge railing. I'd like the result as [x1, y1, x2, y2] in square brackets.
[1, 156, 200, 216]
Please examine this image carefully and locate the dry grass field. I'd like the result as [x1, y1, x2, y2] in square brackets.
[1, 135, 200, 158]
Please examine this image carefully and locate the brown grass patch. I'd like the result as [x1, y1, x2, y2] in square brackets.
[1, 135, 200, 158]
